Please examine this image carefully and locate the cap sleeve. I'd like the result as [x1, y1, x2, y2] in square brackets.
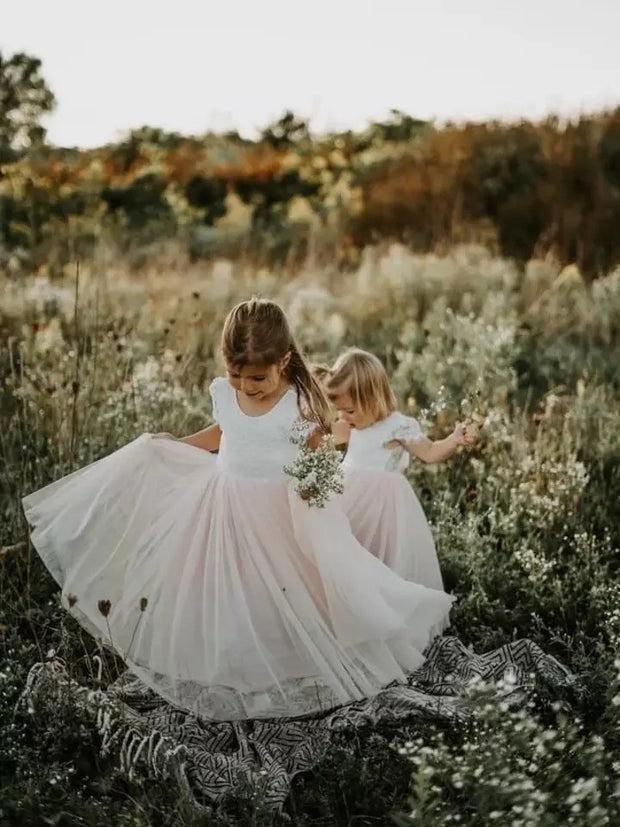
[209, 377, 227, 424]
[391, 413, 425, 444]
[289, 416, 320, 445]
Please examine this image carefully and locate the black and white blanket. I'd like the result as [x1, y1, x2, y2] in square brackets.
[22, 636, 576, 811]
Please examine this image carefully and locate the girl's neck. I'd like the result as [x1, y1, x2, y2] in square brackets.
[236, 379, 292, 416]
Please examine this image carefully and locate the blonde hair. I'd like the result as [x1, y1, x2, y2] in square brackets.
[222, 298, 331, 432]
[322, 348, 396, 423]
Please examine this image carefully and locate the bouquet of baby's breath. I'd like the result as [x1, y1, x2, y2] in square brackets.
[284, 434, 344, 508]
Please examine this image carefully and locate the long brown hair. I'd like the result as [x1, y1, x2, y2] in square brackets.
[221, 298, 332, 432]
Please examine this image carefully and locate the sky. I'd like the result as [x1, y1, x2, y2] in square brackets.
[2, 0, 619, 148]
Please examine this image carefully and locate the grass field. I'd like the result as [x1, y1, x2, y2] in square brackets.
[1, 243, 620, 825]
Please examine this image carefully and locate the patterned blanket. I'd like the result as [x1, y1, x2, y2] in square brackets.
[21, 636, 576, 811]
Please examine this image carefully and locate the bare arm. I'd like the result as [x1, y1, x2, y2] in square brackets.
[307, 426, 329, 450]
[405, 433, 462, 464]
[307, 417, 352, 450]
[393, 421, 478, 465]
[179, 424, 222, 452]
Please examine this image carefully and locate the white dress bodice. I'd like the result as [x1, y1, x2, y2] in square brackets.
[210, 377, 314, 481]
[342, 412, 425, 473]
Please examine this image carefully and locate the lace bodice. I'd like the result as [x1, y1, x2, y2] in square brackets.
[342, 412, 425, 473]
[210, 378, 316, 480]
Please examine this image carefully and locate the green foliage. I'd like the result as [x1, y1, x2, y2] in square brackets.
[394, 682, 618, 827]
[0, 246, 619, 823]
[467, 125, 551, 260]
[185, 174, 228, 224]
[261, 110, 310, 148]
[2, 67, 620, 277]
[369, 109, 430, 143]
[598, 115, 620, 190]
[102, 172, 175, 235]
[0, 51, 55, 156]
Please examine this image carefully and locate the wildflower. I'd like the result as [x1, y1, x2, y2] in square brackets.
[98, 600, 112, 618]
[284, 435, 344, 508]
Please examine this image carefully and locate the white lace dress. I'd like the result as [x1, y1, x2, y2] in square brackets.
[22, 379, 453, 721]
[341, 413, 445, 590]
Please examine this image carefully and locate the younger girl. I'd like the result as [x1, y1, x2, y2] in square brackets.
[321, 348, 478, 588]
[23, 300, 453, 722]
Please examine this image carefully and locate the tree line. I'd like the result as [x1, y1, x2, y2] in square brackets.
[1, 50, 619, 277]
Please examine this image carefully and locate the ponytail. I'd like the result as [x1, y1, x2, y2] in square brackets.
[286, 346, 333, 433]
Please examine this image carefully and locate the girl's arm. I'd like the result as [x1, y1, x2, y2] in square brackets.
[305, 419, 350, 451]
[179, 424, 222, 452]
[397, 421, 478, 465]
[331, 419, 351, 450]
[307, 426, 330, 450]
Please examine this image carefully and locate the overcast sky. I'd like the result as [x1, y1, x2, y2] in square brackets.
[3, 0, 619, 148]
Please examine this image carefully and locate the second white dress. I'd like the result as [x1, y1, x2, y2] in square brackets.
[341, 413, 445, 590]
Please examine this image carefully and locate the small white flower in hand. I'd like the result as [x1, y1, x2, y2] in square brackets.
[454, 419, 479, 446]
[304, 471, 318, 488]
[284, 435, 344, 508]
[463, 420, 480, 445]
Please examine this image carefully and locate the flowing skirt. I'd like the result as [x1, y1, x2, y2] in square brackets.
[341, 467, 444, 590]
[23, 436, 453, 720]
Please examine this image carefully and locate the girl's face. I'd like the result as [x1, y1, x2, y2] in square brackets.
[226, 359, 288, 402]
[331, 392, 375, 429]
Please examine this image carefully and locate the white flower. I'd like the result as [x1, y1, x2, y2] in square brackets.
[303, 471, 318, 488]
[284, 435, 344, 508]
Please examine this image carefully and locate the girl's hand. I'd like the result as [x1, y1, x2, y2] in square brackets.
[453, 420, 479, 446]
[299, 484, 321, 502]
[463, 420, 479, 445]
[332, 419, 351, 447]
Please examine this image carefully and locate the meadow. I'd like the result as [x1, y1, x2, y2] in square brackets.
[1, 242, 620, 825]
